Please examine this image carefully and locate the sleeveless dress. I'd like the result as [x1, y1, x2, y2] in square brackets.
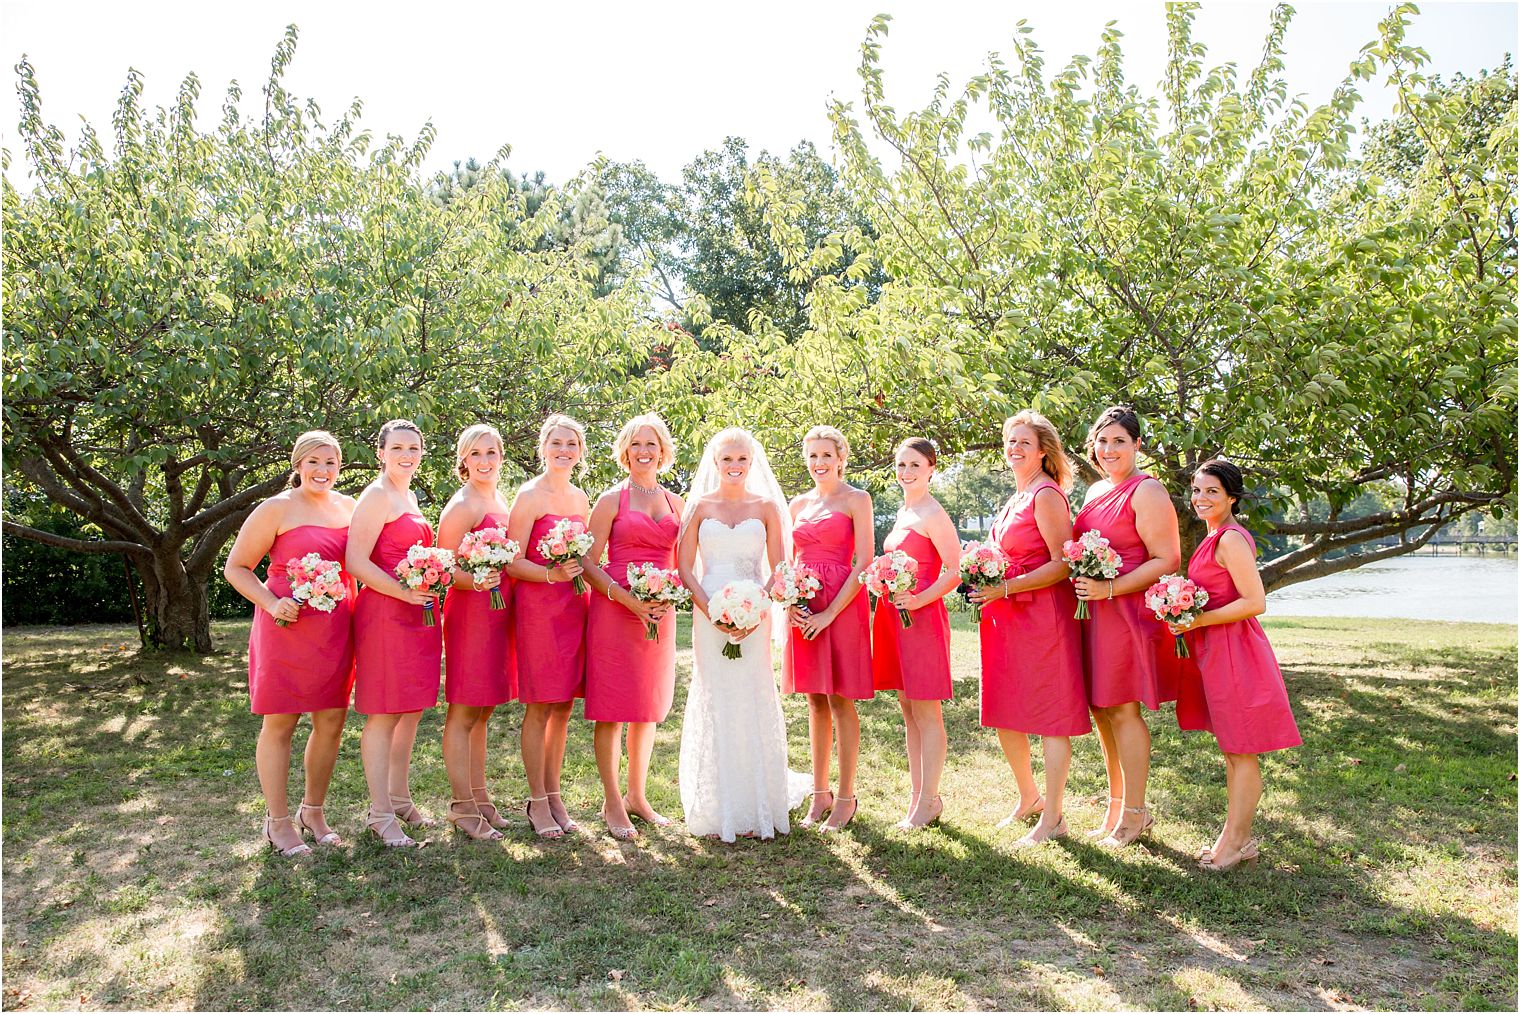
[979, 486, 1091, 736]
[871, 527, 953, 701]
[247, 524, 356, 715]
[1072, 474, 1177, 711]
[782, 509, 873, 700]
[585, 484, 680, 722]
[353, 513, 443, 715]
[442, 512, 517, 707]
[514, 513, 590, 704]
[679, 517, 810, 841]
[1175, 524, 1302, 754]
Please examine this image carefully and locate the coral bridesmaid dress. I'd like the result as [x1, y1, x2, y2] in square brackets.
[353, 513, 443, 715]
[247, 524, 356, 715]
[1072, 474, 1177, 710]
[979, 485, 1091, 736]
[585, 485, 680, 722]
[782, 509, 873, 699]
[871, 527, 953, 700]
[514, 513, 590, 704]
[1175, 524, 1301, 754]
[441, 512, 517, 707]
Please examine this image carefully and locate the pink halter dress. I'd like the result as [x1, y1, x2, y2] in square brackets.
[246, 524, 356, 715]
[585, 484, 681, 722]
[1072, 474, 1178, 710]
[1175, 523, 1301, 754]
[978, 485, 1090, 736]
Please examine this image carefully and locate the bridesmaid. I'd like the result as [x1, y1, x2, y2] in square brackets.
[582, 413, 684, 840]
[348, 419, 441, 848]
[872, 437, 961, 830]
[968, 412, 1090, 846]
[1071, 405, 1181, 847]
[437, 424, 516, 841]
[1170, 459, 1301, 870]
[224, 431, 356, 857]
[506, 413, 592, 839]
[783, 425, 874, 833]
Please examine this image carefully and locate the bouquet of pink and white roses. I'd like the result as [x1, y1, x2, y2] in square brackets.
[280, 553, 347, 627]
[395, 544, 456, 626]
[456, 527, 520, 610]
[958, 540, 1010, 623]
[769, 561, 824, 635]
[625, 563, 690, 641]
[537, 518, 595, 594]
[859, 551, 919, 628]
[1144, 574, 1210, 658]
[1061, 530, 1122, 620]
[707, 579, 768, 659]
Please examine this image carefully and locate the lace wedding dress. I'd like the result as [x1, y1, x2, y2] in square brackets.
[679, 516, 810, 841]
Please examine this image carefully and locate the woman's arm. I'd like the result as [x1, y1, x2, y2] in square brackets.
[817, 489, 874, 622]
[346, 488, 427, 602]
[1076, 479, 1180, 601]
[676, 501, 709, 618]
[897, 503, 963, 610]
[223, 499, 296, 621]
[1178, 529, 1264, 630]
[969, 488, 1073, 605]
[438, 493, 497, 593]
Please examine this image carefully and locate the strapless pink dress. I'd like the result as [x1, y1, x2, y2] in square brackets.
[353, 513, 443, 714]
[1073, 475, 1178, 710]
[513, 513, 589, 704]
[1175, 524, 1301, 754]
[585, 485, 680, 722]
[979, 485, 1090, 735]
[782, 509, 873, 699]
[442, 512, 517, 707]
[247, 524, 356, 715]
[871, 527, 952, 701]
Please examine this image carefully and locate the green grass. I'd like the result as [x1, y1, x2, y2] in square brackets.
[2, 615, 1515, 1011]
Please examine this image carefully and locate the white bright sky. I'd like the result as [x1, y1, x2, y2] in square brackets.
[0, 1, 1515, 185]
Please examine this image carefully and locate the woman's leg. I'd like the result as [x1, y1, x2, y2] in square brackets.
[299, 707, 348, 839]
[593, 720, 632, 827]
[1089, 707, 1124, 834]
[542, 700, 577, 829]
[623, 722, 669, 824]
[1101, 702, 1152, 842]
[906, 699, 946, 825]
[256, 714, 302, 849]
[804, 693, 834, 822]
[1216, 752, 1262, 860]
[898, 693, 922, 821]
[1023, 735, 1072, 841]
[995, 728, 1042, 818]
[520, 702, 558, 832]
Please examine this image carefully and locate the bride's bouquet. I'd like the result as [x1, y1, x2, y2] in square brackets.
[860, 551, 919, 628]
[958, 541, 1010, 623]
[625, 563, 690, 641]
[1061, 530, 1122, 620]
[1144, 574, 1209, 657]
[537, 518, 595, 594]
[395, 544, 456, 626]
[707, 579, 768, 659]
[456, 526, 519, 610]
[280, 553, 347, 627]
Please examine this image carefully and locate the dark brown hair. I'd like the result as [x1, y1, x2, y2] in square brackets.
[1195, 458, 1246, 511]
[1084, 405, 1142, 469]
[377, 418, 423, 452]
[895, 437, 937, 469]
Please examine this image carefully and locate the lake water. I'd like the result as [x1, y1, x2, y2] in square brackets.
[1266, 553, 1517, 625]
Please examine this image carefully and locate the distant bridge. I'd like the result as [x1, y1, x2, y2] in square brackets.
[1419, 535, 1518, 554]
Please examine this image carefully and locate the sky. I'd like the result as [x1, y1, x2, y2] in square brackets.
[0, 1, 1515, 185]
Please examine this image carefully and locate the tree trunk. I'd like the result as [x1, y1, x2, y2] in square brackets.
[136, 546, 214, 652]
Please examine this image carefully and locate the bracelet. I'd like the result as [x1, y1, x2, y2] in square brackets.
[1107, 580, 1114, 600]
[545, 570, 556, 584]
[606, 583, 615, 601]
[1002, 579, 1010, 597]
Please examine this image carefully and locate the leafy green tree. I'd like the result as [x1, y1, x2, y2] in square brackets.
[728, 4, 1516, 588]
[2, 28, 663, 651]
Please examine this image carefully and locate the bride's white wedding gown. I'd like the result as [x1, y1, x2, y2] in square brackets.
[679, 517, 810, 841]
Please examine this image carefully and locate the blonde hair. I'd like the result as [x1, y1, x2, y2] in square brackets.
[803, 425, 850, 478]
[288, 430, 342, 488]
[1003, 410, 1074, 492]
[537, 413, 588, 474]
[455, 423, 504, 482]
[708, 426, 756, 461]
[613, 413, 677, 473]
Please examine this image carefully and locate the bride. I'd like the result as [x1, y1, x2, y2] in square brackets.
[676, 427, 810, 841]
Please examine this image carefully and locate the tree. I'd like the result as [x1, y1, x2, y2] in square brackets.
[2, 28, 665, 650]
[722, 4, 1515, 588]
